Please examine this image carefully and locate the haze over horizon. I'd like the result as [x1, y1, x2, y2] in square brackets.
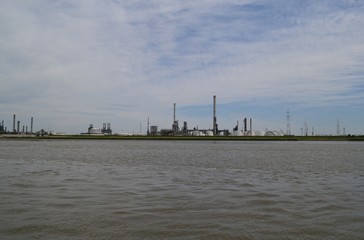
[1, 0, 363, 135]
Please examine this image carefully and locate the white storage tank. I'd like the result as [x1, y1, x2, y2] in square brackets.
[254, 130, 265, 136]
[205, 130, 213, 136]
[232, 130, 243, 136]
[193, 131, 205, 136]
[193, 130, 200, 136]
[89, 128, 102, 134]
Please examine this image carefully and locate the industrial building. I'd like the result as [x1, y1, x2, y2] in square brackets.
[0, 120, 6, 133]
[157, 95, 230, 136]
[0, 114, 34, 135]
[84, 123, 112, 135]
[153, 95, 287, 137]
[1, 96, 292, 137]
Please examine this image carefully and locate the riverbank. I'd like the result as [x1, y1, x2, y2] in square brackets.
[1, 134, 363, 141]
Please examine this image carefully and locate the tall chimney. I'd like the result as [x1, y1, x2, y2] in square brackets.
[147, 117, 150, 136]
[213, 95, 217, 135]
[31, 117, 33, 133]
[17, 121, 20, 134]
[250, 118, 252, 132]
[13, 114, 16, 133]
[173, 103, 176, 123]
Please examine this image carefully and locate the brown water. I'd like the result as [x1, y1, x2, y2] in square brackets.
[0, 139, 363, 239]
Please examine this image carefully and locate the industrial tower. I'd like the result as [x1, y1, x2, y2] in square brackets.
[213, 95, 217, 135]
[286, 109, 291, 135]
[172, 103, 179, 134]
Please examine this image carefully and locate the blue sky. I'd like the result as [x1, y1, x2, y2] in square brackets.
[1, 0, 363, 135]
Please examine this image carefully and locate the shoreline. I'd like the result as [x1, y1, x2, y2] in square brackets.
[1, 134, 363, 141]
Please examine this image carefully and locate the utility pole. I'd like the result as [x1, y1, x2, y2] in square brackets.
[304, 120, 308, 136]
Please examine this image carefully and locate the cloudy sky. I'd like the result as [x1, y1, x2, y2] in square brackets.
[1, 0, 363, 135]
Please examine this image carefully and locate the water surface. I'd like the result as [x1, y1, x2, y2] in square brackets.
[0, 140, 363, 239]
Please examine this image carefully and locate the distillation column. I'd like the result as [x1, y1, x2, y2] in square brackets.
[213, 95, 217, 136]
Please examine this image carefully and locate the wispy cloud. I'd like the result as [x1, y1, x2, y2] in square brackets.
[0, 0, 363, 134]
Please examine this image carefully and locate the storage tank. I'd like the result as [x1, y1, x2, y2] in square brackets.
[193, 131, 205, 136]
[89, 128, 102, 134]
[254, 130, 265, 136]
[205, 130, 213, 136]
[232, 130, 243, 136]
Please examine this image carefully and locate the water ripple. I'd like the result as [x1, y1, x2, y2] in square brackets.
[1, 140, 363, 239]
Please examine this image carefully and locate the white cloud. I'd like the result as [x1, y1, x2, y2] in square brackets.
[0, 0, 363, 134]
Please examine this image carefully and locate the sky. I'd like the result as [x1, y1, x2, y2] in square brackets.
[1, 0, 364, 135]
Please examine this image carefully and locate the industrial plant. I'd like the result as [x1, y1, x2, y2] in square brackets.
[0, 114, 36, 135]
[0, 96, 287, 138]
[73, 95, 283, 137]
[149, 95, 284, 137]
[1, 95, 354, 138]
[83, 123, 113, 135]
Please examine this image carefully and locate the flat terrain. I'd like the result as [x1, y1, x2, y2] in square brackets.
[1, 134, 363, 141]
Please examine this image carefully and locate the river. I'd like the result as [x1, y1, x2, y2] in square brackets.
[0, 139, 363, 239]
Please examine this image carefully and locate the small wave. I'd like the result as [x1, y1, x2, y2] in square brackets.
[246, 199, 277, 206]
[310, 204, 350, 213]
[13, 182, 36, 188]
[2, 224, 52, 235]
[249, 192, 280, 198]
[239, 183, 255, 188]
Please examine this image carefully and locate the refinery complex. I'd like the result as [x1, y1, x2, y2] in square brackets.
[0, 95, 354, 138]
[83, 95, 284, 137]
[0, 115, 36, 135]
[148, 96, 282, 137]
[0, 95, 283, 137]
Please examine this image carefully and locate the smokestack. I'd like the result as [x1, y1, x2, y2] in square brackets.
[147, 117, 150, 136]
[213, 95, 217, 135]
[244, 118, 247, 132]
[31, 117, 33, 133]
[13, 114, 16, 133]
[17, 121, 20, 134]
[173, 103, 176, 123]
[250, 118, 252, 132]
